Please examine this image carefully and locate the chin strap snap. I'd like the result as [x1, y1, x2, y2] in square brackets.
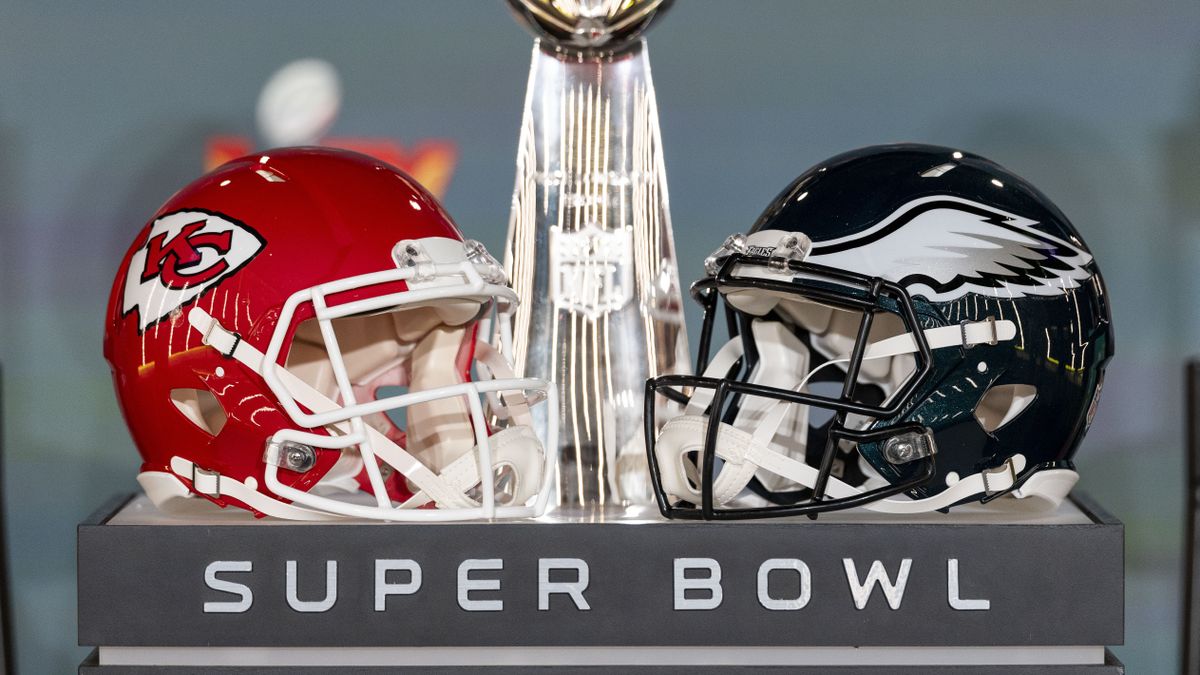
[190, 465, 221, 498]
[981, 457, 1018, 496]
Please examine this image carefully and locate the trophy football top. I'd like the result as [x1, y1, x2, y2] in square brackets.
[506, 0, 673, 52]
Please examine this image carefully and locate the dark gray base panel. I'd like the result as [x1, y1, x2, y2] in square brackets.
[78, 494, 1124, 649]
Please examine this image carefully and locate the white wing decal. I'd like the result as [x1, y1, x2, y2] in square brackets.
[808, 195, 1094, 301]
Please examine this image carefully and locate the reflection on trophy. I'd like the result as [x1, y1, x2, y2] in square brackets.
[502, 0, 689, 509]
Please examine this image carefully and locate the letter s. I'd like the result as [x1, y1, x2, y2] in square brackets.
[204, 561, 253, 614]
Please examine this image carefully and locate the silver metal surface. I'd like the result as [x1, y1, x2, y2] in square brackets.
[502, 36, 689, 509]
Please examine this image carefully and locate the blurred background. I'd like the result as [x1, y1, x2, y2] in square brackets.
[0, 0, 1197, 671]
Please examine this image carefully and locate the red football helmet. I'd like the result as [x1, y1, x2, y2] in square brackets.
[104, 147, 558, 521]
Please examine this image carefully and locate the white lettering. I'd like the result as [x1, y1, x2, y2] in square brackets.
[458, 559, 503, 612]
[674, 558, 722, 610]
[843, 558, 911, 610]
[757, 558, 811, 611]
[286, 560, 337, 613]
[203, 561, 253, 614]
[947, 558, 990, 610]
[538, 558, 590, 611]
[375, 559, 422, 611]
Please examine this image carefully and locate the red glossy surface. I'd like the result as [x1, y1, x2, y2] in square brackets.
[103, 147, 467, 515]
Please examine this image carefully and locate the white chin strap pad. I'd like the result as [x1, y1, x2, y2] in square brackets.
[655, 415, 760, 506]
[403, 425, 546, 509]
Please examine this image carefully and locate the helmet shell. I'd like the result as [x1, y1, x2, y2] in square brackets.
[103, 147, 466, 513]
[748, 144, 1113, 500]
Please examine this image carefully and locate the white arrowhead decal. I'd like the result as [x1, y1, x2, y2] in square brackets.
[122, 210, 265, 330]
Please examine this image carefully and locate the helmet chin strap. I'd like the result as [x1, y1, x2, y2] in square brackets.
[139, 460, 344, 521]
[655, 316, 1071, 514]
[177, 308, 546, 520]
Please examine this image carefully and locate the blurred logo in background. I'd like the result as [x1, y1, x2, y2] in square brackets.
[204, 58, 457, 198]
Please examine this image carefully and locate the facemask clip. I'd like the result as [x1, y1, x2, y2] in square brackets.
[765, 233, 812, 273]
[704, 233, 749, 275]
[392, 240, 437, 281]
[265, 439, 317, 473]
[882, 429, 936, 465]
[464, 239, 507, 284]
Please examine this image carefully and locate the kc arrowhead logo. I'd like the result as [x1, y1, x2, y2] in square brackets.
[123, 210, 265, 331]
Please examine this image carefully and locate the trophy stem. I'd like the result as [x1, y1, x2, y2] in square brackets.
[503, 39, 689, 511]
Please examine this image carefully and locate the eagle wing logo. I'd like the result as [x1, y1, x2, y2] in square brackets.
[808, 196, 1094, 301]
[122, 210, 264, 331]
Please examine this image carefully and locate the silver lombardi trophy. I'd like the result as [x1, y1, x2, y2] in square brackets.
[503, 0, 689, 509]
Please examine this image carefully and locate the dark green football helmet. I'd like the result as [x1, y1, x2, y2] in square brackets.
[647, 144, 1113, 519]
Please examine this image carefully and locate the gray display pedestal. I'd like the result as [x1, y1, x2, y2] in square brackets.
[78, 493, 1125, 673]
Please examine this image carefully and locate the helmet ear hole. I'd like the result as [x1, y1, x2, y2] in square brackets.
[169, 388, 228, 436]
[467, 464, 519, 506]
[682, 450, 703, 492]
[973, 384, 1037, 433]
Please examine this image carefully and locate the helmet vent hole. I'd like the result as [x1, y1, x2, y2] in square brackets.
[467, 464, 518, 506]
[169, 388, 227, 436]
[973, 384, 1036, 433]
[493, 464, 517, 506]
[681, 451, 703, 492]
